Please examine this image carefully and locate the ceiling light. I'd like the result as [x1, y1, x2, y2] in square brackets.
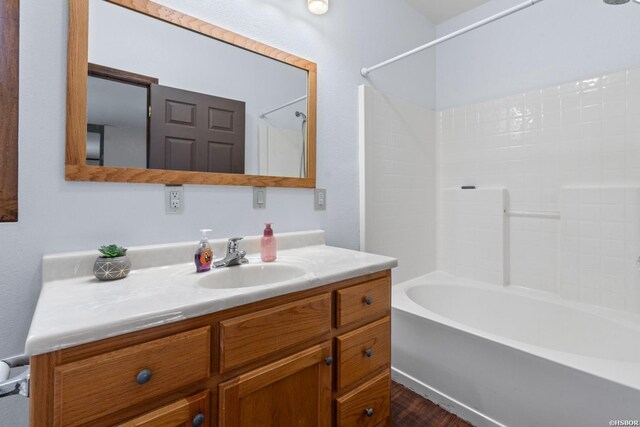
[308, 0, 329, 15]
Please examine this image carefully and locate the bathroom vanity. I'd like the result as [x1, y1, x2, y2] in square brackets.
[26, 231, 396, 426]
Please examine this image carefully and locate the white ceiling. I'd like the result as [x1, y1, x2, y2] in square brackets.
[406, 0, 491, 24]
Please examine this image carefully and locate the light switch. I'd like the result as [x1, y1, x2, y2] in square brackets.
[254, 187, 266, 209]
[314, 188, 326, 211]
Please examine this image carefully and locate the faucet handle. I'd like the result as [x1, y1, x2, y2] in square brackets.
[227, 237, 244, 252]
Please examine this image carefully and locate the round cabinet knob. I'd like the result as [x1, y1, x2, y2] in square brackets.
[364, 296, 373, 305]
[364, 407, 375, 417]
[325, 356, 333, 366]
[364, 348, 373, 358]
[135, 369, 152, 385]
[192, 413, 205, 427]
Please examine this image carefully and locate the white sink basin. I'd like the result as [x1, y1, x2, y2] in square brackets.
[197, 263, 307, 290]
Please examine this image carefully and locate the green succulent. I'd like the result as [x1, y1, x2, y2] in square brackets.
[98, 244, 128, 258]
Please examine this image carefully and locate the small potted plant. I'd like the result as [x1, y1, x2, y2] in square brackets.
[93, 244, 131, 281]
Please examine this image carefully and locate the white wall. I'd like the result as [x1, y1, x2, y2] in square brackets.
[87, 75, 148, 130]
[364, 26, 437, 110]
[0, 0, 436, 424]
[103, 126, 147, 169]
[435, 0, 640, 110]
[360, 86, 436, 284]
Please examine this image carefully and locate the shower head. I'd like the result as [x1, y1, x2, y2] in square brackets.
[604, 0, 629, 4]
[295, 111, 307, 120]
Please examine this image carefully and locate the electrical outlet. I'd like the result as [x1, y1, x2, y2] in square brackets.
[165, 185, 184, 214]
[314, 188, 327, 210]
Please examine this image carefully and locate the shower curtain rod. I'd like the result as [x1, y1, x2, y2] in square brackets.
[360, 0, 545, 77]
[259, 95, 308, 118]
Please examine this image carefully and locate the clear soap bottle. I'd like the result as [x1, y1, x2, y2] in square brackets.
[195, 229, 213, 272]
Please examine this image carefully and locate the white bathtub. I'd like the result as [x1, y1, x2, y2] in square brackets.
[392, 271, 640, 427]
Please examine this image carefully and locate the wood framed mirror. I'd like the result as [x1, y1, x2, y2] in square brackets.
[66, 0, 317, 188]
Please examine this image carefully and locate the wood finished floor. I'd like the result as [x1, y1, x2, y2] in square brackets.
[391, 381, 474, 427]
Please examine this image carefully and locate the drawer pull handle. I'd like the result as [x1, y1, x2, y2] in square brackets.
[192, 413, 205, 427]
[325, 356, 333, 366]
[364, 348, 373, 358]
[364, 296, 373, 305]
[364, 407, 375, 417]
[135, 369, 152, 385]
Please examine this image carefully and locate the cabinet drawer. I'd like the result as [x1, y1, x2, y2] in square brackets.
[220, 293, 332, 372]
[336, 371, 390, 427]
[54, 327, 211, 427]
[117, 390, 209, 427]
[336, 277, 390, 328]
[337, 317, 390, 390]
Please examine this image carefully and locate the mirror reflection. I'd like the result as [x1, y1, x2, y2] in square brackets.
[86, 0, 309, 178]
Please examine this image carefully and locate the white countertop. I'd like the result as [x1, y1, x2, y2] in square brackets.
[26, 231, 397, 356]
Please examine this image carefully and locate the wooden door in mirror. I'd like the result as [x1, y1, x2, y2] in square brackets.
[66, 0, 317, 188]
[0, 0, 19, 222]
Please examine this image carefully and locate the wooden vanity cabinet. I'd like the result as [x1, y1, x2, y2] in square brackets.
[29, 270, 392, 427]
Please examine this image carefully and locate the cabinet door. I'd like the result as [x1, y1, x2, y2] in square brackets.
[117, 390, 209, 427]
[219, 342, 332, 427]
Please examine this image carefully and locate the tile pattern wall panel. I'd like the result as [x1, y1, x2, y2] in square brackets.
[438, 67, 640, 302]
[361, 86, 436, 284]
[439, 188, 506, 285]
[560, 187, 640, 312]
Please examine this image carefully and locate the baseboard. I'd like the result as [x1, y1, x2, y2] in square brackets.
[391, 367, 507, 427]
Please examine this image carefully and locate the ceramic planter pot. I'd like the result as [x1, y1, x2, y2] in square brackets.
[93, 255, 131, 281]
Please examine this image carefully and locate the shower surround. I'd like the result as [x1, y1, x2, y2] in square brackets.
[437, 66, 640, 313]
[357, 67, 640, 427]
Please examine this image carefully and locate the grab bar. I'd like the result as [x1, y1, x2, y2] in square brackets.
[0, 354, 30, 398]
[504, 209, 560, 219]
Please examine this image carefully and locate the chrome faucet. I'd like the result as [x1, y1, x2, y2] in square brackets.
[213, 237, 249, 268]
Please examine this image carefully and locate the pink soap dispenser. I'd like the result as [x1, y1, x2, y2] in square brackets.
[261, 223, 277, 262]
